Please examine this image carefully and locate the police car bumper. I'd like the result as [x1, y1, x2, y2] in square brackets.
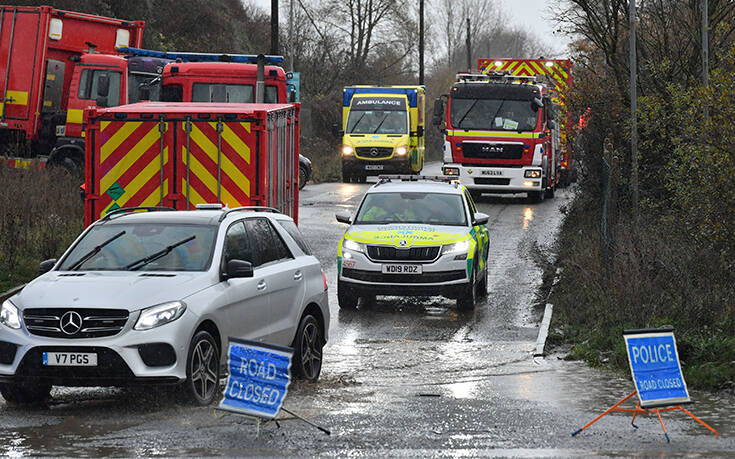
[0, 309, 200, 386]
[339, 250, 471, 298]
[343, 156, 411, 175]
[443, 164, 543, 192]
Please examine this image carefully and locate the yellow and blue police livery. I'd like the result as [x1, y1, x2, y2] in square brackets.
[335, 176, 489, 311]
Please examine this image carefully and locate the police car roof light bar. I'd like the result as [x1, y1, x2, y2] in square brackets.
[117, 47, 285, 65]
[376, 175, 458, 185]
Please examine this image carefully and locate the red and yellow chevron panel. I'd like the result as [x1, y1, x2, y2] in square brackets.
[93, 120, 170, 220]
[179, 120, 254, 209]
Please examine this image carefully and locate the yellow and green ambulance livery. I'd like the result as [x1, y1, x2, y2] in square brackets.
[340, 86, 425, 182]
[335, 176, 489, 311]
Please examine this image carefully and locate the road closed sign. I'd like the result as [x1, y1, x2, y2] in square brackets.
[624, 328, 690, 408]
[218, 338, 293, 419]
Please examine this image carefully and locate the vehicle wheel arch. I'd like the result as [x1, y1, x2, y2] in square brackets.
[194, 318, 222, 356]
[296, 302, 326, 346]
[48, 143, 84, 169]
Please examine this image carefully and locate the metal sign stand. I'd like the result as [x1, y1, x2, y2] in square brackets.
[571, 389, 718, 442]
[213, 406, 331, 438]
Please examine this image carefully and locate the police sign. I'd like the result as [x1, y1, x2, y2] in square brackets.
[218, 338, 293, 419]
[624, 327, 690, 408]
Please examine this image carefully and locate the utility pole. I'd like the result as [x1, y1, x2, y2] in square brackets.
[629, 0, 639, 221]
[289, 0, 294, 72]
[419, 0, 424, 85]
[702, 0, 709, 121]
[271, 0, 279, 55]
[466, 18, 471, 72]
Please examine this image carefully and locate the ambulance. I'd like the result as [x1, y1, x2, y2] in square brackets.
[339, 86, 425, 182]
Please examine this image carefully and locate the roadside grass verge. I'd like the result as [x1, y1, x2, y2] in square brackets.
[0, 166, 84, 292]
[546, 192, 735, 391]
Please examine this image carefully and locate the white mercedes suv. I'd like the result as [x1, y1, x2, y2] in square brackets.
[0, 205, 329, 406]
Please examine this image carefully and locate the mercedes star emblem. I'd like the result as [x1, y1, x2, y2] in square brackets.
[399, 239, 407, 247]
[60, 311, 83, 335]
[370, 148, 379, 157]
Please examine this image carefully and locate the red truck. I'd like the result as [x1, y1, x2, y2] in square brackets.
[434, 58, 573, 201]
[0, 5, 150, 167]
[83, 102, 300, 226]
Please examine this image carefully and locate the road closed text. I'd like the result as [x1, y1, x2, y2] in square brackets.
[226, 358, 281, 405]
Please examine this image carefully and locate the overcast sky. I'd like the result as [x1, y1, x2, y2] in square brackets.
[248, 0, 571, 56]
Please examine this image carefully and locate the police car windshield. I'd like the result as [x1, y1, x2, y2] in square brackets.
[58, 223, 217, 271]
[355, 192, 467, 226]
[451, 98, 538, 131]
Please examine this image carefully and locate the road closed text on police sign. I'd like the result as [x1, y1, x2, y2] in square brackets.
[218, 338, 293, 419]
[624, 330, 690, 408]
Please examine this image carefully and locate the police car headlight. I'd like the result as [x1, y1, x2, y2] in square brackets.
[343, 239, 364, 253]
[441, 240, 470, 255]
[524, 169, 542, 178]
[135, 301, 187, 330]
[0, 299, 21, 329]
[342, 145, 354, 156]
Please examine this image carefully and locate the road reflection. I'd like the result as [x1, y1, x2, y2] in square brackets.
[522, 207, 534, 230]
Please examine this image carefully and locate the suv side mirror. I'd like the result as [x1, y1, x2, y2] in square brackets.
[472, 212, 489, 226]
[335, 211, 352, 224]
[39, 259, 57, 275]
[223, 259, 254, 280]
[416, 125, 424, 137]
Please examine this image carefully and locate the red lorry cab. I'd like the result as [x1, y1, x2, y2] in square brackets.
[161, 62, 288, 104]
[0, 5, 143, 155]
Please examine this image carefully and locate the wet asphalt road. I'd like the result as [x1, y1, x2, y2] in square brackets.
[1, 163, 734, 457]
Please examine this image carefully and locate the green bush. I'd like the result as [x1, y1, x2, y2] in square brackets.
[0, 166, 84, 292]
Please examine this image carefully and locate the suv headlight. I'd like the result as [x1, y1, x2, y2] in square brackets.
[342, 239, 364, 253]
[441, 240, 470, 255]
[0, 300, 21, 329]
[135, 301, 187, 331]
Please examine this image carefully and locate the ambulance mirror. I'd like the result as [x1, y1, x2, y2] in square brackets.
[432, 98, 444, 126]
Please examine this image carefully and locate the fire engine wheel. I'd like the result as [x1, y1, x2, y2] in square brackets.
[528, 190, 545, 203]
[545, 186, 555, 199]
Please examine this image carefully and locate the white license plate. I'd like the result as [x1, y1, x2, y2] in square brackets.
[43, 352, 97, 367]
[365, 164, 384, 170]
[481, 169, 502, 176]
[382, 264, 422, 274]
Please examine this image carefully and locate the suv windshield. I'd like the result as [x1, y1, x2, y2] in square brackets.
[58, 223, 217, 272]
[355, 192, 467, 226]
[451, 98, 538, 131]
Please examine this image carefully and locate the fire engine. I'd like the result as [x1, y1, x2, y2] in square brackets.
[434, 59, 573, 201]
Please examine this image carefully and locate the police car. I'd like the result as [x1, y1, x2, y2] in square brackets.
[336, 176, 489, 310]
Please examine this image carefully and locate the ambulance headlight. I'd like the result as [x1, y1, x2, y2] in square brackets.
[441, 240, 470, 255]
[524, 169, 542, 178]
[395, 145, 408, 156]
[0, 300, 21, 329]
[342, 145, 354, 156]
[342, 239, 364, 253]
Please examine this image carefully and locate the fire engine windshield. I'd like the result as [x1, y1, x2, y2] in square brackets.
[451, 98, 539, 132]
[192, 83, 278, 103]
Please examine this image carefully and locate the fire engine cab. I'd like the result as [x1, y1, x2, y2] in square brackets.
[434, 71, 561, 202]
